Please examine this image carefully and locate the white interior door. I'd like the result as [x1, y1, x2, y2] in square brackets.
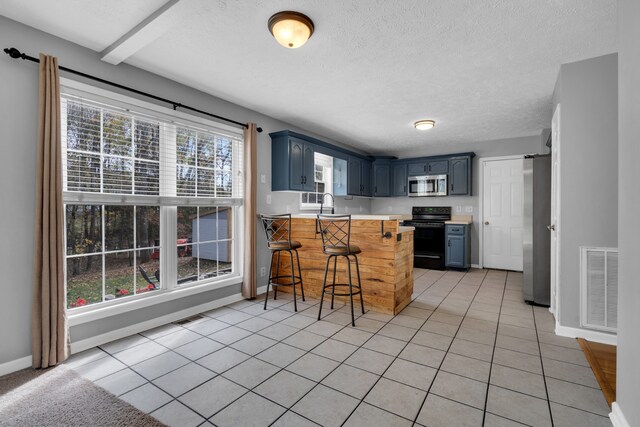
[550, 105, 561, 316]
[482, 158, 524, 271]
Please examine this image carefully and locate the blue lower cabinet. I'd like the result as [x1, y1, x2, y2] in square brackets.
[446, 224, 470, 269]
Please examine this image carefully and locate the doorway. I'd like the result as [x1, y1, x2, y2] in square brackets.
[480, 156, 524, 271]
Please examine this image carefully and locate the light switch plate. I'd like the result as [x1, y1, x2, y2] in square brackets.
[260, 174, 266, 184]
[465, 206, 473, 213]
[455, 206, 462, 213]
[266, 194, 271, 205]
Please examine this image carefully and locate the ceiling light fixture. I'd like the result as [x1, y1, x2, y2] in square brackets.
[268, 11, 314, 49]
[414, 120, 436, 130]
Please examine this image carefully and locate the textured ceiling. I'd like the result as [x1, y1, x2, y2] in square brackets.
[0, 0, 617, 156]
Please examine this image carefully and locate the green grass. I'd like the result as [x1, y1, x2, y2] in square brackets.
[67, 257, 231, 308]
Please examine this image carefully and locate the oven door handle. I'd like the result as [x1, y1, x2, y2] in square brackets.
[414, 254, 441, 259]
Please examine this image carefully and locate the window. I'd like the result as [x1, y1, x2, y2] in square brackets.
[62, 87, 244, 311]
[300, 152, 333, 209]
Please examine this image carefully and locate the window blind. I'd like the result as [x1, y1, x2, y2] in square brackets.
[61, 95, 244, 206]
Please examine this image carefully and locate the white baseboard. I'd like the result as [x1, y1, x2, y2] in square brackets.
[555, 324, 617, 346]
[0, 355, 32, 377]
[71, 288, 266, 354]
[610, 402, 630, 427]
[471, 264, 480, 269]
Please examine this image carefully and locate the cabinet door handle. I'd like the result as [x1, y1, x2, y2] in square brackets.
[448, 240, 451, 247]
[403, 185, 406, 193]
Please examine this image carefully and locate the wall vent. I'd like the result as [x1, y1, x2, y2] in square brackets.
[172, 314, 204, 325]
[580, 247, 618, 333]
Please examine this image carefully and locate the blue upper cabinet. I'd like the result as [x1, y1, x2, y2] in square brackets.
[449, 156, 471, 195]
[392, 163, 408, 196]
[271, 130, 474, 197]
[373, 161, 391, 197]
[362, 159, 373, 196]
[407, 162, 427, 176]
[408, 159, 449, 176]
[347, 157, 362, 195]
[271, 133, 315, 192]
[347, 157, 373, 196]
[426, 160, 449, 174]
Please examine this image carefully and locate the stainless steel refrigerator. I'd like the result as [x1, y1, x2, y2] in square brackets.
[523, 154, 551, 306]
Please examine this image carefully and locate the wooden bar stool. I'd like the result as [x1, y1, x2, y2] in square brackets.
[316, 214, 365, 326]
[260, 213, 305, 311]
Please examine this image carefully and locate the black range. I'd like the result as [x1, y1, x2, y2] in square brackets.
[402, 206, 451, 270]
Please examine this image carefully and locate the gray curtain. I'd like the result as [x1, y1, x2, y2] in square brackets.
[242, 123, 258, 298]
[32, 53, 69, 368]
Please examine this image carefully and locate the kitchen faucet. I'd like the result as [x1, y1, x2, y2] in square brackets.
[319, 193, 335, 215]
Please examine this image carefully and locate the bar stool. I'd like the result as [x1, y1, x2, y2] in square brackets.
[260, 213, 305, 311]
[316, 214, 365, 327]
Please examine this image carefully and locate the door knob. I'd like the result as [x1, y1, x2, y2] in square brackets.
[547, 224, 556, 231]
[484, 221, 489, 225]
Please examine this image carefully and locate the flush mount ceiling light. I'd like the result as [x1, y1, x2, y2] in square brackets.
[268, 11, 314, 49]
[414, 120, 436, 130]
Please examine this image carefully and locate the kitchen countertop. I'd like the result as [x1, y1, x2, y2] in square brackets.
[288, 213, 414, 232]
[445, 215, 473, 225]
[291, 213, 411, 221]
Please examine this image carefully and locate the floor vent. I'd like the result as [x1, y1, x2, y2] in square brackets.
[580, 247, 618, 333]
[173, 314, 204, 325]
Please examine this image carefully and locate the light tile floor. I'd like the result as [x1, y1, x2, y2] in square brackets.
[67, 269, 613, 427]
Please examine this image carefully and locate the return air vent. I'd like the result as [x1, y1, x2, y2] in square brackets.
[580, 247, 618, 333]
[173, 314, 204, 325]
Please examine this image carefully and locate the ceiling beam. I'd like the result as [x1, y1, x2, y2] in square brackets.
[100, 0, 184, 65]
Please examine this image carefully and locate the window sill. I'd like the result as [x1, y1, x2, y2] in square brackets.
[68, 274, 243, 326]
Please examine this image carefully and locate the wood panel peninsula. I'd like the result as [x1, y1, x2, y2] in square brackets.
[272, 214, 414, 315]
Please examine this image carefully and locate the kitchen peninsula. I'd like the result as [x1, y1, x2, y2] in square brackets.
[272, 214, 414, 315]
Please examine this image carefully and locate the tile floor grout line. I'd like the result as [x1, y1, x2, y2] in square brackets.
[108, 297, 335, 423]
[481, 271, 508, 427]
[380, 270, 490, 426]
[259, 291, 396, 427]
[532, 305, 556, 427]
[70, 269, 609, 426]
[334, 270, 459, 426]
[202, 309, 356, 423]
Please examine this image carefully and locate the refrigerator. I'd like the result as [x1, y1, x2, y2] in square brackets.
[523, 154, 551, 306]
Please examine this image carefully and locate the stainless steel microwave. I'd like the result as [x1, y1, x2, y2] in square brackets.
[408, 175, 448, 197]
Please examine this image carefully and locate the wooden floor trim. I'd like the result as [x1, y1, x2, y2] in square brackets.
[578, 338, 616, 407]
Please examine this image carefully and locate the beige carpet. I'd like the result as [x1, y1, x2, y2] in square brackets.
[0, 365, 165, 426]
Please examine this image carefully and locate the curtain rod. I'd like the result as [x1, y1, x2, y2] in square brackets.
[4, 47, 263, 133]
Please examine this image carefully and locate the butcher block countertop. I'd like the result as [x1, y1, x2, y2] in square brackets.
[444, 215, 473, 225]
[291, 213, 411, 221]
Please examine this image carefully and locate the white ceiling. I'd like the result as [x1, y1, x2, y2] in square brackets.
[1, 0, 617, 156]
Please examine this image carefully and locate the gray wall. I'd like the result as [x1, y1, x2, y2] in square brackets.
[551, 54, 618, 330]
[371, 134, 542, 265]
[0, 16, 369, 365]
[616, 0, 640, 424]
[0, 15, 549, 367]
